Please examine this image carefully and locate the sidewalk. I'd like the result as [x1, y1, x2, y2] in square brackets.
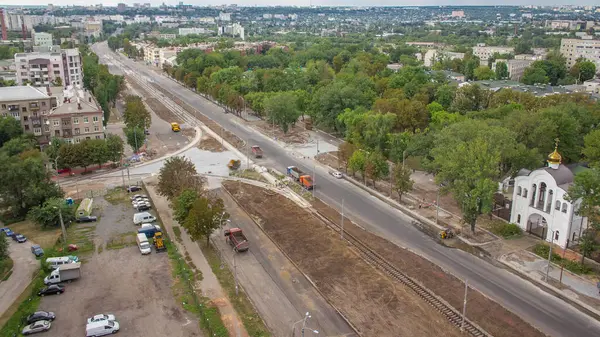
[144, 177, 249, 337]
[500, 250, 600, 318]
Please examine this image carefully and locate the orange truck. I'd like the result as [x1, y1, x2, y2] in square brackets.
[299, 175, 313, 190]
[287, 166, 314, 190]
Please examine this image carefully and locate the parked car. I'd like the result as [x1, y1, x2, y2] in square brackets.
[76, 215, 98, 223]
[330, 170, 343, 179]
[57, 168, 71, 174]
[14, 234, 27, 243]
[86, 320, 120, 336]
[22, 320, 51, 335]
[3, 229, 13, 237]
[31, 245, 44, 257]
[136, 204, 151, 212]
[144, 129, 150, 135]
[26, 311, 56, 324]
[127, 185, 142, 192]
[130, 194, 146, 201]
[0, 227, 9, 233]
[38, 284, 65, 296]
[87, 313, 116, 324]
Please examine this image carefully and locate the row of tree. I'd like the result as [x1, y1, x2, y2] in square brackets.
[157, 156, 226, 246]
[45, 135, 124, 172]
[122, 95, 150, 153]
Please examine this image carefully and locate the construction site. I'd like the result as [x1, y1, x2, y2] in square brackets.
[222, 181, 547, 337]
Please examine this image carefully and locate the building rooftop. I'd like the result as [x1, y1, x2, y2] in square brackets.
[0, 86, 50, 101]
[50, 87, 100, 116]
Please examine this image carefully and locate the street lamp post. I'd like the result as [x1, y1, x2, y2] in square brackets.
[233, 246, 238, 296]
[54, 206, 67, 245]
[546, 228, 555, 282]
[291, 312, 319, 337]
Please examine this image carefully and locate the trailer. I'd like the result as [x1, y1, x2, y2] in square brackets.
[224, 228, 249, 252]
[287, 166, 303, 181]
[76, 198, 93, 217]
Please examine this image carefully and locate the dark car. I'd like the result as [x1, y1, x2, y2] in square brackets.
[14, 234, 27, 243]
[76, 215, 98, 223]
[26, 311, 56, 324]
[3, 229, 13, 237]
[127, 185, 142, 192]
[38, 285, 64, 296]
[31, 245, 44, 257]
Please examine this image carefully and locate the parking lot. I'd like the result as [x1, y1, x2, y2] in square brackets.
[37, 192, 203, 337]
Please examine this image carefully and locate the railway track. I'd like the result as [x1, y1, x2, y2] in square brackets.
[313, 210, 492, 337]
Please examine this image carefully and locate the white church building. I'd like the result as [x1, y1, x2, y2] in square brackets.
[510, 143, 588, 248]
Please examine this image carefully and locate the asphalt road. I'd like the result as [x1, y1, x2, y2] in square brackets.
[93, 42, 600, 337]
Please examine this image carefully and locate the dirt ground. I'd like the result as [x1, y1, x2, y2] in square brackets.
[223, 182, 463, 337]
[249, 119, 309, 144]
[310, 199, 546, 337]
[38, 193, 203, 337]
[150, 84, 244, 149]
[198, 135, 225, 152]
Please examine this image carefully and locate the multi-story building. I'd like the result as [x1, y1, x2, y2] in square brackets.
[14, 48, 82, 87]
[32, 31, 52, 47]
[217, 23, 244, 40]
[451, 10, 465, 18]
[84, 20, 103, 37]
[583, 78, 600, 94]
[0, 85, 58, 144]
[472, 44, 514, 65]
[545, 20, 586, 30]
[48, 87, 104, 143]
[178, 27, 211, 36]
[423, 49, 465, 67]
[560, 38, 600, 73]
[492, 59, 535, 81]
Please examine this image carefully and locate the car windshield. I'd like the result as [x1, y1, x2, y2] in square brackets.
[141, 243, 150, 248]
[106, 321, 114, 327]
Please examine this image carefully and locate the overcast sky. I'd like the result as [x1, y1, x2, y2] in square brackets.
[7, 1, 599, 7]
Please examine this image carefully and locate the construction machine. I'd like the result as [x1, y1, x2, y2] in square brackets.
[153, 231, 167, 252]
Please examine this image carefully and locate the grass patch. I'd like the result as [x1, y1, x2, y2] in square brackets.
[8, 220, 62, 249]
[64, 225, 96, 255]
[104, 187, 132, 205]
[231, 169, 268, 183]
[173, 226, 182, 243]
[199, 241, 271, 337]
[0, 271, 45, 335]
[0, 257, 14, 281]
[532, 243, 593, 275]
[167, 240, 228, 336]
[488, 221, 522, 239]
[106, 231, 137, 250]
[285, 181, 314, 202]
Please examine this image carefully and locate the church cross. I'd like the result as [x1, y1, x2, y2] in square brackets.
[554, 138, 560, 149]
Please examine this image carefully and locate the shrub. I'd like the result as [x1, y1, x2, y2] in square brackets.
[562, 259, 593, 275]
[532, 243, 561, 262]
[489, 221, 523, 239]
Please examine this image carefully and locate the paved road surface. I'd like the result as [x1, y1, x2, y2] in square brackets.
[0, 241, 39, 318]
[93, 42, 600, 337]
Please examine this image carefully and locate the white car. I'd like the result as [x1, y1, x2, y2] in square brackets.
[330, 170, 343, 179]
[87, 314, 116, 324]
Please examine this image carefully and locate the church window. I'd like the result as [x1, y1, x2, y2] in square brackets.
[555, 200, 561, 210]
[517, 214, 521, 223]
[561, 203, 568, 213]
[554, 231, 560, 241]
[523, 189, 528, 198]
[517, 186, 522, 196]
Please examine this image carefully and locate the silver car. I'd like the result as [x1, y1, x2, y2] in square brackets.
[87, 313, 116, 324]
[22, 320, 51, 335]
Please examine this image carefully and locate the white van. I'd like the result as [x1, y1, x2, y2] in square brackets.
[46, 256, 79, 270]
[86, 320, 120, 337]
[136, 233, 151, 255]
[133, 212, 157, 225]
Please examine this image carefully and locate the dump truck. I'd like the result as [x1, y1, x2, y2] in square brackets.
[287, 166, 303, 181]
[224, 228, 249, 252]
[251, 145, 263, 158]
[153, 231, 166, 252]
[171, 122, 180, 132]
[44, 262, 81, 285]
[228, 159, 241, 170]
[299, 175, 313, 190]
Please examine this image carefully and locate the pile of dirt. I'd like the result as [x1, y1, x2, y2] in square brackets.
[197, 135, 225, 152]
[311, 199, 546, 337]
[250, 119, 309, 144]
[223, 182, 464, 337]
[150, 84, 244, 149]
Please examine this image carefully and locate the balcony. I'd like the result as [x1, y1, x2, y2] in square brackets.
[7, 105, 19, 112]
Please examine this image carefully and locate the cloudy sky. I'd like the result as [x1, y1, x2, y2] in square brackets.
[9, 1, 598, 7]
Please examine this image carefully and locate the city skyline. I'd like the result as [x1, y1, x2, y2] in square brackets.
[3, 1, 599, 8]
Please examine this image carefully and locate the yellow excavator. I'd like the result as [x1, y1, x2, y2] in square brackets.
[153, 231, 166, 252]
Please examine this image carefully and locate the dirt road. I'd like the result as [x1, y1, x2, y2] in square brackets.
[215, 188, 355, 337]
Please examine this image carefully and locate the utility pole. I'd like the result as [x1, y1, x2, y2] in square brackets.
[340, 199, 344, 240]
[436, 185, 441, 225]
[312, 162, 316, 197]
[57, 207, 67, 245]
[54, 155, 60, 189]
[546, 228, 555, 282]
[559, 239, 569, 284]
[233, 246, 238, 296]
[460, 280, 468, 332]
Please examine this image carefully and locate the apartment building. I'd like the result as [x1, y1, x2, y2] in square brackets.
[492, 59, 535, 81]
[472, 44, 514, 65]
[47, 87, 104, 143]
[14, 48, 82, 87]
[423, 49, 465, 67]
[33, 31, 52, 47]
[560, 38, 600, 73]
[0, 85, 58, 144]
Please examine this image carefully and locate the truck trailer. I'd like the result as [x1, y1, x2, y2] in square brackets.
[44, 262, 81, 285]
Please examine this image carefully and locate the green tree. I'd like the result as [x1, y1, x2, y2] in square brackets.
[578, 231, 598, 264]
[158, 156, 205, 201]
[337, 142, 355, 172]
[182, 194, 226, 246]
[435, 84, 456, 109]
[393, 164, 414, 201]
[28, 197, 76, 229]
[463, 58, 479, 81]
[495, 62, 509, 80]
[264, 92, 301, 134]
[451, 84, 491, 113]
[521, 66, 549, 85]
[433, 138, 499, 232]
[583, 130, 600, 168]
[570, 58, 597, 83]
[123, 95, 151, 129]
[125, 126, 146, 153]
[474, 66, 495, 80]
[105, 134, 125, 163]
[0, 235, 7, 260]
[0, 116, 23, 147]
[364, 151, 389, 186]
[174, 188, 202, 224]
[348, 150, 366, 179]
[515, 42, 532, 55]
[87, 139, 109, 168]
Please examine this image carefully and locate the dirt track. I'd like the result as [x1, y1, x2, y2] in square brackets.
[223, 182, 464, 337]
